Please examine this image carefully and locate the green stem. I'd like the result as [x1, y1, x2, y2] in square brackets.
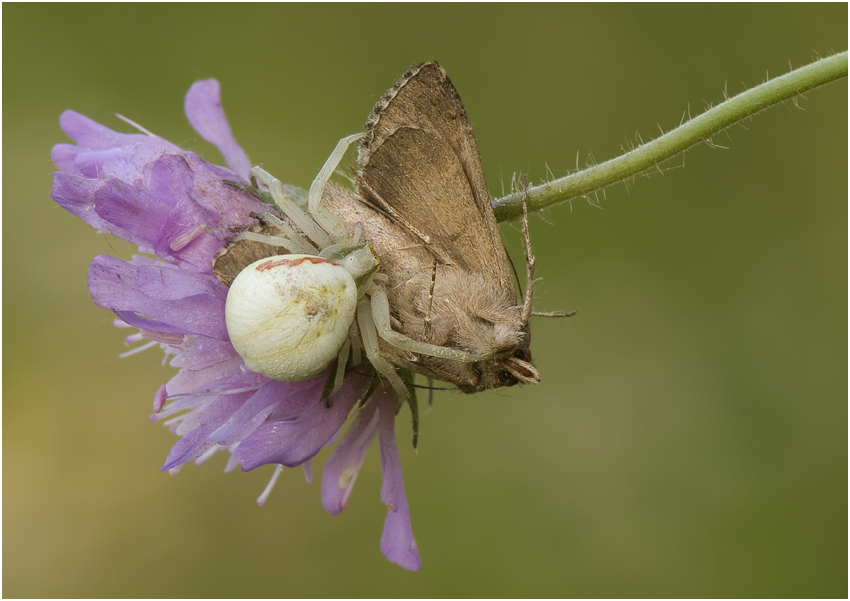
[492, 51, 848, 222]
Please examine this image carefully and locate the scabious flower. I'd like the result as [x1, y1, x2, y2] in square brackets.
[50, 80, 420, 570]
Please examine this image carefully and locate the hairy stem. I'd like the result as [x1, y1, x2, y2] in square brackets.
[492, 51, 848, 222]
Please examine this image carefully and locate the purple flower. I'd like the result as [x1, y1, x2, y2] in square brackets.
[51, 80, 421, 570]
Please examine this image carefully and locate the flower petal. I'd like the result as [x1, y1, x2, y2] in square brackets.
[169, 337, 237, 370]
[209, 375, 330, 446]
[235, 373, 371, 470]
[89, 255, 229, 340]
[93, 179, 172, 247]
[160, 391, 254, 470]
[185, 80, 252, 180]
[51, 173, 108, 231]
[377, 388, 421, 571]
[163, 355, 250, 400]
[321, 397, 380, 515]
[59, 109, 149, 151]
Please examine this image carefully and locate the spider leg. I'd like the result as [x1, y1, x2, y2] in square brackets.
[357, 297, 419, 448]
[233, 225, 317, 256]
[368, 288, 487, 363]
[357, 298, 409, 399]
[251, 166, 334, 249]
[308, 133, 365, 244]
[329, 337, 351, 399]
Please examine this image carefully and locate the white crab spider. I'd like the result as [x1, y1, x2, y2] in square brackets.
[224, 134, 489, 406]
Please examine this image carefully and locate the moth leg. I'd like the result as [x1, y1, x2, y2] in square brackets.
[517, 177, 577, 320]
[308, 133, 365, 244]
[368, 287, 487, 363]
[251, 166, 335, 249]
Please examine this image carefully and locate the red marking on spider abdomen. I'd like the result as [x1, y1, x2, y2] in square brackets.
[256, 256, 337, 271]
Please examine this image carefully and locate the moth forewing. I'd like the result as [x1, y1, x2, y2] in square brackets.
[355, 61, 538, 392]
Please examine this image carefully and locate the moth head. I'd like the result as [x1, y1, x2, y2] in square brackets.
[497, 341, 540, 386]
[479, 318, 540, 389]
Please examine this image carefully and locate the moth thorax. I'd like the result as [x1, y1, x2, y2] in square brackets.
[492, 321, 526, 350]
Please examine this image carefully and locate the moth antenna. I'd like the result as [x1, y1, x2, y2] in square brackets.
[532, 310, 578, 318]
[505, 239, 524, 304]
[520, 175, 535, 325]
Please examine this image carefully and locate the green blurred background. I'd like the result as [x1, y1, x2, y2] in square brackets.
[4, 4, 847, 597]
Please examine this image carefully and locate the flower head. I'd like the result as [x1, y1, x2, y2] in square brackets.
[51, 80, 420, 570]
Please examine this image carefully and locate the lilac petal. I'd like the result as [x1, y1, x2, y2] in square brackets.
[321, 398, 380, 515]
[163, 355, 249, 399]
[235, 373, 371, 470]
[169, 337, 237, 370]
[115, 311, 190, 337]
[93, 179, 171, 246]
[88, 256, 228, 340]
[264, 371, 332, 421]
[185, 80, 251, 180]
[51, 173, 108, 232]
[59, 110, 149, 151]
[153, 385, 168, 413]
[377, 388, 421, 571]
[151, 191, 221, 269]
[135, 262, 225, 302]
[161, 391, 253, 471]
[54, 172, 176, 250]
[187, 175, 268, 230]
[141, 155, 226, 268]
[72, 139, 179, 183]
[154, 204, 223, 272]
[51, 143, 82, 173]
[143, 153, 196, 206]
[208, 376, 329, 446]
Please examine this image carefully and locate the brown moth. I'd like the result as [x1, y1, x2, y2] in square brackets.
[350, 61, 539, 392]
[215, 62, 541, 397]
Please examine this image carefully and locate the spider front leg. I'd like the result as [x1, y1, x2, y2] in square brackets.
[357, 296, 410, 400]
[356, 296, 420, 447]
[308, 133, 365, 244]
[368, 287, 488, 363]
[251, 166, 332, 250]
